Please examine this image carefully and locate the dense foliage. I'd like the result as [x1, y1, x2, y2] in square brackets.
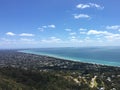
[0, 67, 82, 90]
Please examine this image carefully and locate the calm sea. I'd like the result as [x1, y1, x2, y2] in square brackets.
[20, 47, 120, 67]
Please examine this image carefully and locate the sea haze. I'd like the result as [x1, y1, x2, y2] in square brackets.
[20, 47, 120, 67]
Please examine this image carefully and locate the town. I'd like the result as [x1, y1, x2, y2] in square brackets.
[0, 50, 120, 90]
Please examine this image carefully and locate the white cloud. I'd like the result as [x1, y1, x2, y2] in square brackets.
[6, 32, 16, 36]
[71, 36, 76, 39]
[76, 4, 90, 9]
[41, 37, 61, 43]
[89, 3, 104, 9]
[50, 37, 60, 40]
[87, 30, 112, 35]
[48, 24, 56, 28]
[74, 14, 90, 19]
[42, 25, 47, 28]
[70, 38, 83, 43]
[19, 33, 34, 37]
[69, 32, 76, 35]
[38, 28, 44, 32]
[84, 37, 91, 40]
[87, 30, 100, 35]
[0, 38, 18, 45]
[38, 24, 56, 32]
[105, 34, 120, 40]
[80, 31, 86, 34]
[106, 25, 120, 30]
[1, 38, 16, 42]
[65, 28, 72, 32]
[0, 37, 38, 47]
[87, 30, 120, 41]
[20, 38, 34, 42]
[76, 3, 104, 9]
[79, 28, 87, 31]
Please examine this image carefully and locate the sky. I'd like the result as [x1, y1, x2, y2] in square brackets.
[0, 0, 120, 49]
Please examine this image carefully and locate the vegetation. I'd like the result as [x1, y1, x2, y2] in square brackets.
[0, 67, 81, 90]
[0, 50, 120, 90]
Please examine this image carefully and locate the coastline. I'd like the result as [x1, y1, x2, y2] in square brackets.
[0, 50, 120, 90]
[18, 50, 120, 67]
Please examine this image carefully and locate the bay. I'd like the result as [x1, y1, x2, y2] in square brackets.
[19, 47, 120, 67]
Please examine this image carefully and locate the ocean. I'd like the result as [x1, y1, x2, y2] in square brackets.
[19, 47, 120, 67]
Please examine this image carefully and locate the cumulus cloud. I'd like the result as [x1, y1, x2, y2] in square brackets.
[89, 3, 104, 9]
[76, 4, 90, 9]
[79, 28, 87, 31]
[76, 3, 104, 9]
[42, 25, 47, 28]
[80, 31, 86, 34]
[85, 37, 90, 40]
[20, 38, 34, 42]
[105, 34, 120, 40]
[70, 38, 83, 43]
[19, 33, 34, 37]
[87, 30, 112, 35]
[48, 24, 56, 28]
[6, 32, 16, 36]
[38, 28, 44, 32]
[38, 24, 56, 32]
[1, 38, 16, 42]
[71, 36, 76, 39]
[106, 25, 120, 30]
[0, 38, 20, 46]
[41, 37, 61, 43]
[65, 28, 72, 32]
[87, 30, 120, 41]
[74, 14, 90, 19]
[0, 37, 38, 47]
[69, 32, 76, 35]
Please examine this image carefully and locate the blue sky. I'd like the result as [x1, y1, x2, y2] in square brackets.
[0, 0, 120, 48]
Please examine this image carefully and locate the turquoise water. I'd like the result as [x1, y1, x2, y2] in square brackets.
[19, 47, 120, 67]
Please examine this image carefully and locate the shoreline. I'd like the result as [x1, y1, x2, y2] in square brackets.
[0, 49, 120, 90]
[18, 50, 120, 68]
